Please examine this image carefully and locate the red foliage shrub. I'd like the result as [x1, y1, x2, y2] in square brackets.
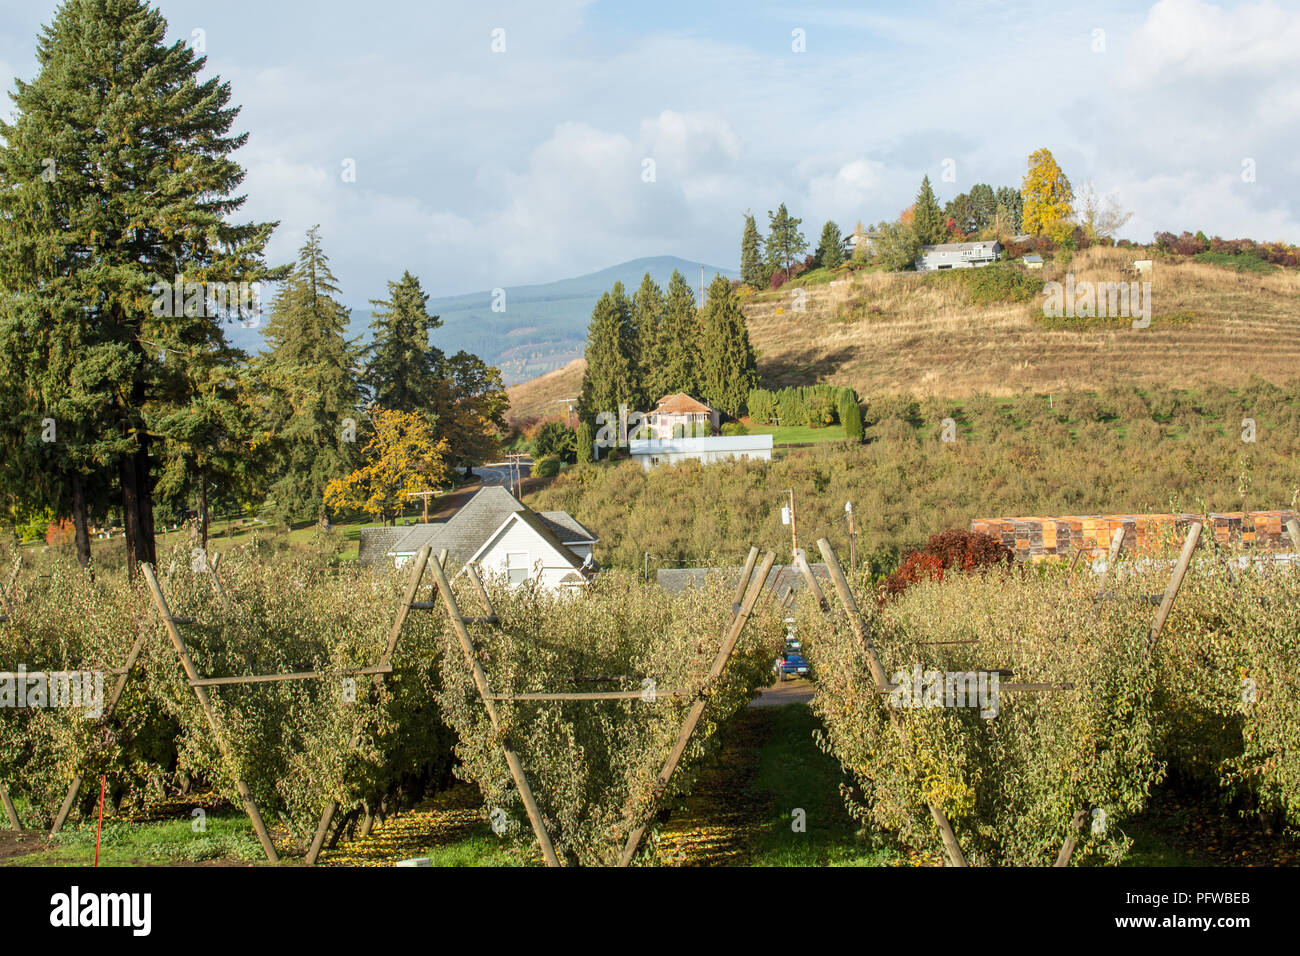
[882, 529, 1013, 598]
[45, 518, 75, 549]
[769, 270, 788, 290]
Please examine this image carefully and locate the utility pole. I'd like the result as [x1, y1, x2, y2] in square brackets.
[845, 500, 857, 571]
[407, 489, 436, 523]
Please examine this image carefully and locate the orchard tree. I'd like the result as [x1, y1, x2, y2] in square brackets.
[0, 0, 281, 576]
[1021, 148, 1074, 235]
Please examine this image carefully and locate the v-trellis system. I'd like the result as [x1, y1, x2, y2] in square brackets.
[790, 520, 1300, 867]
[388, 542, 778, 867]
[5, 517, 1296, 864]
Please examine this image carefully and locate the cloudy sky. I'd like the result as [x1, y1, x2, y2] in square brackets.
[1, 0, 1297, 301]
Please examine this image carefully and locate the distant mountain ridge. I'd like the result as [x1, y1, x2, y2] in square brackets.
[225, 255, 737, 385]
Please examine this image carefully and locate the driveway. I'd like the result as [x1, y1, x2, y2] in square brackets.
[750, 678, 814, 708]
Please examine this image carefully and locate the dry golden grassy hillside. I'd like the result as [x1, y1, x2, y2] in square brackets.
[505, 357, 585, 425]
[745, 246, 1300, 397]
[504, 248, 1300, 417]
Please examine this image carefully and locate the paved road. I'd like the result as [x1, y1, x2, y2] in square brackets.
[476, 460, 531, 488]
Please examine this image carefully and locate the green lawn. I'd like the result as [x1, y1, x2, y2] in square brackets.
[3, 808, 267, 866]
[746, 423, 848, 446]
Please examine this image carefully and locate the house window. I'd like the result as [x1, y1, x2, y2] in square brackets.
[506, 551, 531, 585]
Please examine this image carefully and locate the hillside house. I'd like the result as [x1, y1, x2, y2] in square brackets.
[628, 434, 773, 471]
[358, 486, 597, 591]
[915, 241, 1002, 271]
[1023, 254, 1044, 269]
[646, 393, 720, 439]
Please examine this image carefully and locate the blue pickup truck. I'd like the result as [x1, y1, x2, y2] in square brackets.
[775, 641, 810, 681]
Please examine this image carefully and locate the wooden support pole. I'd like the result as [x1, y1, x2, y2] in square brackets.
[1054, 809, 1088, 867]
[817, 538, 890, 691]
[814, 536, 967, 867]
[1097, 526, 1126, 593]
[465, 564, 496, 620]
[305, 546, 434, 866]
[486, 689, 688, 702]
[190, 665, 393, 687]
[142, 563, 281, 864]
[794, 548, 830, 612]
[1147, 521, 1202, 656]
[50, 626, 151, 836]
[1287, 518, 1300, 554]
[930, 805, 969, 867]
[0, 783, 20, 831]
[618, 549, 777, 867]
[428, 555, 562, 867]
[733, 547, 760, 614]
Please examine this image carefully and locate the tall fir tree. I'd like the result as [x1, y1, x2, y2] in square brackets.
[0, 0, 280, 575]
[258, 227, 361, 525]
[697, 275, 758, 418]
[815, 220, 844, 268]
[968, 183, 997, 232]
[995, 185, 1024, 234]
[740, 213, 764, 287]
[659, 269, 702, 397]
[578, 287, 640, 433]
[765, 203, 807, 276]
[912, 176, 946, 245]
[632, 273, 669, 403]
[364, 270, 444, 413]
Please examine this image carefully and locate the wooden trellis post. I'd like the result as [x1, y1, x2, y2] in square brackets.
[427, 555, 562, 867]
[813, 537, 968, 867]
[142, 563, 281, 862]
[1097, 525, 1126, 593]
[305, 546, 437, 865]
[618, 549, 777, 867]
[1147, 521, 1202, 656]
[49, 626, 152, 835]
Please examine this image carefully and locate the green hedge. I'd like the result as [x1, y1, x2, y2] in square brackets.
[747, 384, 861, 429]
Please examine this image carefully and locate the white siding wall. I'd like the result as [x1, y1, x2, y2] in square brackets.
[635, 447, 772, 472]
[475, 518, 582, 591]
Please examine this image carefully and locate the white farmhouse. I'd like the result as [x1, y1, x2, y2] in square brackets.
[358, 486, 597, 591]
[915, 240, 1002, 271]
[628, 434, 774, 471]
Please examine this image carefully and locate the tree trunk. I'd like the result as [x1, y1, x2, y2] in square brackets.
[136, 437, 157, 565]
[70, 474, 92, 571]
[121, 452, 141, 580]
[197, 470, 209, 552]
[120, 434, 157, 580]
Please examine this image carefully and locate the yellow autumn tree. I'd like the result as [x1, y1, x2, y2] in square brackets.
[1021, 148, 1074, 235]
[323, 408, 450, 525]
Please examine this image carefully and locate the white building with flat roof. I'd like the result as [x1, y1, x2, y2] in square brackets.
[628, 434, 774, 471]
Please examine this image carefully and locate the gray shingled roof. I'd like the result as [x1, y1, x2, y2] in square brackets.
[539, 511, 598, 544]
[656, 563, 829, 594]
[356, 526, 412, 567]
[361, 486, 590, 569]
